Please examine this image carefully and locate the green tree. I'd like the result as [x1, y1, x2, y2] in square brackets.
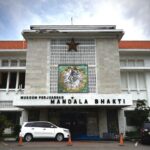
[131, 100, 150, 129]
[0, 114, 11, 140]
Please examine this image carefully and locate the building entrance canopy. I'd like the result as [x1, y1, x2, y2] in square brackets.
[13, 94, 132, 107]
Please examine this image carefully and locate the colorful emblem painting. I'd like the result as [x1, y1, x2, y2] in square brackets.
[58, 65, 88, 93]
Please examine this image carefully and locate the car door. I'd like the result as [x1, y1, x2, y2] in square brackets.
[41, 122, 56, 138]
[31, 122, 46, 138]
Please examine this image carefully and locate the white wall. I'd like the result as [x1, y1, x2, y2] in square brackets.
[120, 55, 150, 105]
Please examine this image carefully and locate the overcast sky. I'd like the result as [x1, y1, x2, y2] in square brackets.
[0, 0, 150, 40]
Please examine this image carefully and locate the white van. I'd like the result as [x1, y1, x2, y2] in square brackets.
[19, 121, 70, 142]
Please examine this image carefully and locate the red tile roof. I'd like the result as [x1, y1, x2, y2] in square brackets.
[119, 41, 150, 49]
[0, 41, 27, 49]
[0, 40, 150, 50]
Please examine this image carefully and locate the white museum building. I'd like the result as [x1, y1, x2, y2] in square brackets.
[0, 25, 150, 140]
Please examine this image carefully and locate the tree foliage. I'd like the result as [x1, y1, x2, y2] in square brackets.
[0, 114, 11, 139]
[130, 100, 150, 129]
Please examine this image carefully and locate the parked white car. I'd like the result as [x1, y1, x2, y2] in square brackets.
[19, 121, 70, 142]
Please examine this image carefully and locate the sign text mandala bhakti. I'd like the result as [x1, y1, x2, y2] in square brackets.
[14, 94, 133, 106]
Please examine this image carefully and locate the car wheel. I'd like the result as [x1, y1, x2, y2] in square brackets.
[56, 133, 64, 142]
[25, 134, 33, 142]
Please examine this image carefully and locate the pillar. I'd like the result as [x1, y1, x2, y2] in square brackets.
[98, 109, 108, 137]
[118, 109, 126, 135]
[87, 112, 99, 136]
[145, 72, 150, 107]
[20, 109, 28, 125]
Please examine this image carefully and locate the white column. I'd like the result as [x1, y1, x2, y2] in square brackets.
[98, 109, 108, 137]
[118, 109, 126, 135]
[15, 72, 19, 91]
[144, 58, 150, 107]
[145, 72, 150, 107]
[127, 72, 130, 93]
[6, 72, 10, 92]
[20, 109, 28, 125]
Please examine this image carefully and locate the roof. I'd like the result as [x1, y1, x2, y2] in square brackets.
[22, 25, 124, 40]
[0, 41, 27, 49]
[0, 40, 150, 50]
[30, 25, 116, 30]
[119, 41, 150, 49]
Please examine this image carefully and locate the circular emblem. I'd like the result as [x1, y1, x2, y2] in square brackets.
[59, 65, 88, 93]
[64, 66, 82, 89]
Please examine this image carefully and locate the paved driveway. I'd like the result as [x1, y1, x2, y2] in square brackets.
[0, 141, 149, 150]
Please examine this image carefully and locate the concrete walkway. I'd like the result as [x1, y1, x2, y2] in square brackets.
[0, 141, 149, 150]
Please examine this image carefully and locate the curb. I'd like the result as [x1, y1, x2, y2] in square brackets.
[3, 138, 16, 142]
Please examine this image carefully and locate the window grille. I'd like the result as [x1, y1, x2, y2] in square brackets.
[2, 60, 9, 66]
[0, 101, 13, 108]
[50, 39, 96, 93]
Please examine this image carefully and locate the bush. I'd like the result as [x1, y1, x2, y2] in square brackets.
[126, 131, 140, 140]
[0, 115, 11, 140]
[127, 100, 150, 130]
[13, 124, 21, 137]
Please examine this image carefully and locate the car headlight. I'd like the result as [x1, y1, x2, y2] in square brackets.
[144, 129, 148, 132]
[63, 129, 69, 133]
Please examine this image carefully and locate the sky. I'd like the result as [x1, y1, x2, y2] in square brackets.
[0, 0, 150, 40]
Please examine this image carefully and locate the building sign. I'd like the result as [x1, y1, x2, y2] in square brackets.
[58, 65, 88, 93]
[13, 94, 132, 107]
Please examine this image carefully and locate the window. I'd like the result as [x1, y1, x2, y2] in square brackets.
[36, 122, 54, 128]
[136, 60, 144, 66]
[25, 123, 33, 127]
[0, 72, 26, 90]
[120, 72, 127, 89]
[25, 122, 37, 127]
[138, 72, 146, 90]
[1, 59, 26, 67]
[120, 60, 126, 67]
[26, 122, 57, 128]
[128, 60, 135, 67]
[2, 60, 9, 66]
[9, 72, 17, 89]
[128, 72, 137, 90]
[121, 72, 146, 91]
[10, 60, 17, 66]
[0, 72, 8, 89]
[20, 60, 26, 66]
[18, 72, 25, 89]
[120, 59, 144, 67]
[44, 122, 56, 128]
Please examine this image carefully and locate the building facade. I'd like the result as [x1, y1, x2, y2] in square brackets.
[0, 25, 150, 139]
